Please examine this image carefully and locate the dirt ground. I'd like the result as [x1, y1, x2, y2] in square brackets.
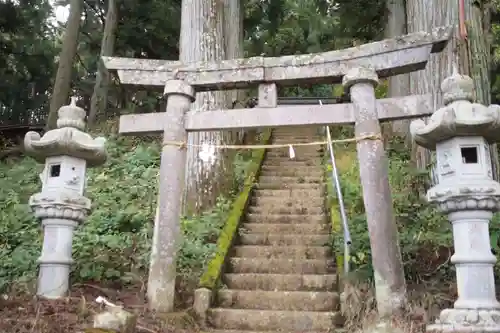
[0, 282, 200, 333]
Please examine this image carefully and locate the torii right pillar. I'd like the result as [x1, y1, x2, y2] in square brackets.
[411, 70, 500, 333]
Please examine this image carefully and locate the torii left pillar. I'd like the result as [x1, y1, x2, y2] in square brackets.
[147, 80, 195, 312]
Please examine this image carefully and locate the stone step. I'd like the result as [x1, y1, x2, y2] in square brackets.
[267, 145, 322, 151]
[222, 273, 338, 291]
[261, 165, 324, 173]
[262, 160, 322, 167]
[248, 205, 324, 215]
[227, 258, 335, 274]
[258, 176, 323, 184]
[200, 329, 334, 333]
[208, 308, 343, 331]
[232, 245, 331, 259]
[246, 213, 327, 224]
[271, 138, 323, 143]
[273, 128, 321, 133]
[265, 155, 322, 161]
[251, 196, 324, 208]
[259, 169, 324, 177]
[216, 290, 340, 311]
[266, 150, 322, 157]
[253, 189, 325, 199]
[256, 182, 325, 190]
[239, 233, 330, 246]
[240, 223, 329, 235]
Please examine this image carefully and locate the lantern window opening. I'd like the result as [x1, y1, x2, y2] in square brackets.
[49, 164, 61, 177]
[461, 146, 479, 164]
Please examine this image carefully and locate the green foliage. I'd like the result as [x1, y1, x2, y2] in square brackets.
[327, 137, 453, 283]
[0, 0, 58, 125]
[0, 132, 256, 292]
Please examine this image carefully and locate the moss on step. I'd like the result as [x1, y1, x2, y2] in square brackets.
[198, 129, 272, 290]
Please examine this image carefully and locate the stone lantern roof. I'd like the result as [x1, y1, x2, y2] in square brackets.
[410, 68, 500, 150]
[24, 98, 107, 167]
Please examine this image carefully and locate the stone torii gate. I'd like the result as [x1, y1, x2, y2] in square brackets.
[103, 26, 452, 313]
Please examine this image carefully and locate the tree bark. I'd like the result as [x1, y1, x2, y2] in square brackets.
[407, 0, 496, 181]
[46, 0, 84, 130]
[385, 0, 410, 137]
[88, 0, 118, 126]
[180, 0, 229, 214]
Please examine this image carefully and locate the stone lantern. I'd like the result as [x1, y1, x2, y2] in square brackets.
[24, 97, 107, 299]
[410, 69, 500, 332]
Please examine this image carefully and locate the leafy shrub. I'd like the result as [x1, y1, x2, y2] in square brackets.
[328, 137, 456, 283]
[0, 132, 247, 292]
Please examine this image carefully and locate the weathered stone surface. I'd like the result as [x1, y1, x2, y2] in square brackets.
[248, 205, 324, 215]
[25, 98, 107, 167]
[253, 188, 324, 199]
[208, 308, 343, 331]
[240, 223, 328, 234]
[103, 26, 451, 90]
[222, 273, 338, 292]
[411, 71, 500, 150]
[118, 94, 432, 135]
[256, 182, 324, 190]
[427, 308, 500, 333]
[26, 99, 107, 300]
[411, 72, 500, 333]
[344, 67, 406, 318]
[147, 80, 194, 313]
[251, 193, 324, 206]
[203, 330, 333, 333]
[93, 306, 137, 333]
[239, 233, 330, 246]
[245, 212, 326, 224]
[232, 245, 330, 259]
[193, 288, 212, 322]
[227, 257, 334, 274]
[201, 128, 342, 332]
[217, 290, 339, 311]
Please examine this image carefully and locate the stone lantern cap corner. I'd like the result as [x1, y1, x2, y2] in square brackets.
[410, 68, 500, 150]
[24, 97, 108, 167]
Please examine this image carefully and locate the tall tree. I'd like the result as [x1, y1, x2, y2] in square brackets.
[88, 0, 118, 126]
[180, 0, 229, 214]
[46, 0, 84, 130]
[385, 0, 410, 137]
[223, 0, 247, 150]
[146, 0, 228, 311]
[406, 0, 496, 178]
[0, 0, 56, 130]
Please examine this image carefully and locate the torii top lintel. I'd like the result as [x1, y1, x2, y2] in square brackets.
[102, 26, 452, 91]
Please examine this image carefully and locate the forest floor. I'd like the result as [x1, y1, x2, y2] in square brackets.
[0, 280, 456, 333]
[0, 281, 200, 333]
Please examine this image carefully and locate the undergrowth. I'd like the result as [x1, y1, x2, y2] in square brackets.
[329, 134, 500, 287]
[0, 128, 252, 295]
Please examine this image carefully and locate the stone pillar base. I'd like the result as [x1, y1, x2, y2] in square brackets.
[427, 309, 500, 333]
[193, 287, 212, 324]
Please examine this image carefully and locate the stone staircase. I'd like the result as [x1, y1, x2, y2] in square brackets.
[206, 127, 343, 333]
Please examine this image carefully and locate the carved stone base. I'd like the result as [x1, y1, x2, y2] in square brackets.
[427, 309, 500, 333]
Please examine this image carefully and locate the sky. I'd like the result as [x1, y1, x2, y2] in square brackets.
[49, 0, 70, 24]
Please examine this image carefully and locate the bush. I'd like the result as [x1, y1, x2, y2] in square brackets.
[328, 137, 456, 283]
[0, 132, 248, 293]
